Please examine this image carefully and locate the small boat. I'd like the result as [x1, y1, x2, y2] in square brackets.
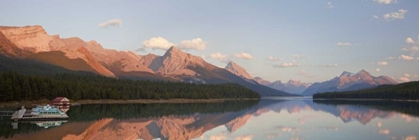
[31, 105, 68, 118]
[12, 105, 69, 121]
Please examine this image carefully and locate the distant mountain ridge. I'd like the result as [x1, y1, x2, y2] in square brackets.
[0, 25, 294, 96]
[302, 70, 398, 95]
[267, 80, 311, 94]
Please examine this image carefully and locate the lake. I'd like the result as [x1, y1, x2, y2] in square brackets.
[0, 98, 418, 140]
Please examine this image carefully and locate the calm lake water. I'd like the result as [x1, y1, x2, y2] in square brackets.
[0, 98, 418, 140]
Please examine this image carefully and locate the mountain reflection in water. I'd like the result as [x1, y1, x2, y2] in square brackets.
[0, 99, 417, 140]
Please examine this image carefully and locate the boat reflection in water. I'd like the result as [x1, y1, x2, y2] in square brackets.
[33, 120, 68, 129]
[0, 99, 418, 140]
[11, 120, 68, 129]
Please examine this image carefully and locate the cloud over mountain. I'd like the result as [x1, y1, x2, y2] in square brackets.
[234, 52, 254, 60]
[374, 0, 397, 4]
[142, 37, 206, 51]
[98, 19, 122, 28]
[336, 42, 351, 46]
[377, 61, 388, 66]
[210, 52, 228, 62]
[273, 62, 298, 68]
[267, 56, 282, 61]
[399, 55, 414, 61]
[383, 9, 407, 20]
[142, 37, 174, 50]
[178, 38, 206, 50]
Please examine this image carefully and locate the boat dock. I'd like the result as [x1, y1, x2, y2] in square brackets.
[11, 106, 68, 121]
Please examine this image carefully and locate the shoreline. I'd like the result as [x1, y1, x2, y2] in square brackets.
[0, 98, 260, 108]
[312, 98, 419, 102]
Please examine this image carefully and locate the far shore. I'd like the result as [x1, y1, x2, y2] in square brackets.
[312, 98, 419, 102]
[0, 98, 260, 108]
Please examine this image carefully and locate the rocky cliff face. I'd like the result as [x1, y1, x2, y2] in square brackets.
[0, 25, 53, 53]
[0, 25, 157, 77]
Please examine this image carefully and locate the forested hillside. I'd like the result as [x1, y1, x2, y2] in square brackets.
[0, 71, 260, 102]
[313, 81, 419, 100]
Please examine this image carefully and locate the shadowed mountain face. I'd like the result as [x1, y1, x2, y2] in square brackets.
[302, 70, 398, 95]
[1, 99, 416, 140]
[0, 25, 295, 96]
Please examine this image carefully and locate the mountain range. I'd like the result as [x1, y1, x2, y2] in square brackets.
[0, 25, 400, 97]
[301, 70, 398, 95]
[0, 25, 292, 96]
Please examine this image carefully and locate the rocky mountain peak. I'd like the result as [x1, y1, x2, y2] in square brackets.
[253, 77, 272, 86]
[340, 71, 354, 77]
[225, 61, 253, 79]
[355, 69, 371, 77]
[287, 79, 302, 86]
[163, 46, 183, 57]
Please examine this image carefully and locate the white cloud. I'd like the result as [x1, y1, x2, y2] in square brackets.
[235, 135, 253, 140]
[281, 127, 293, 132]
[319, 64, 338, 67]
[404, 74, 411, 77]
[142, 37, 174, 50]
[376, 68, 381, 72]
[377, 61, 388, 66]
[327, 2, 335, 9]
[406, 38, 416, 44]
[265, 134, 281, 139]
[336, 42, 351, 47]
[386, 57, 395, 60]
[377, 122, 382, 127]
[379, 129, 390, 135]
[142, 37, 206, 51]
[98, 19, 122, 28]
[273, 63, 298, 68]
[234, 52, 255, 60]
[209, 133, 228, 140]
[402, 47, 419, 54]
[374, 0, 397, 4]
[210, 52, 228, 61]
[201, 55, 207, 59]
[178, 38, 206, 50]
[373, 15, 379, 19]
[267, 56, 282, 61]
[399, 55, 414, 61]
[291, 54, 307, 59]
[405, 135, 417, 140]
[383, 9, 408, 20]
[399, 76, 410, 82]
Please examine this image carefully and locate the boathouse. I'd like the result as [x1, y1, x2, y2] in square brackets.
[51, 97, 69, 106]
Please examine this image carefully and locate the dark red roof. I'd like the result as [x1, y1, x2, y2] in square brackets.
[52, 97, 67, 102]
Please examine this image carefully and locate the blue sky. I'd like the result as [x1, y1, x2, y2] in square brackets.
[0, 0, 418, 83]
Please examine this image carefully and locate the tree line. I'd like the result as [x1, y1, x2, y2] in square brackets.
[313, 81, 419, 100]
[0, 71, 260, 102]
